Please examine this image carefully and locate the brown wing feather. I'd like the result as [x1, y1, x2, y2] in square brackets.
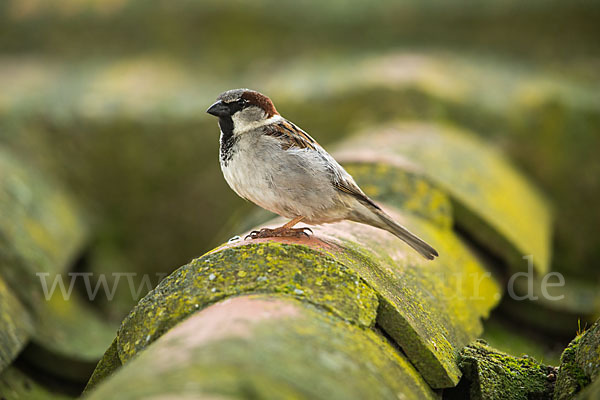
[264, 120, 317, 150]
[264, 119, 380, 211]
[333, 180, 381, 211]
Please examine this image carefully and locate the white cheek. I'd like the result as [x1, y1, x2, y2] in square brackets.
[232, 114, 283, 135]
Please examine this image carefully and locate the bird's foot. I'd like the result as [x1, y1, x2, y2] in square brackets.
[245, 226, 313, 240]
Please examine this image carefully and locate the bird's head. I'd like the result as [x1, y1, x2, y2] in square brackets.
[207, 89, 279, 134]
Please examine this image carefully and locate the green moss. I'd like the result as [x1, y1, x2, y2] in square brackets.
[0, 136, 110, 385]
[114, 242, 378, 365]
[84, 338, 121, 394]
[574, 320, 600, 382]
[456, 340, 556, 400]
[99, 207, 500, 390]
[32, 291, 117, 361]
[554, 319, 600, 399]
[554, 336, 589, 399]
[342, 162, 453, 229]
[228, 196, 500, 389]
[335, 122, 553, 275]
[0, 146, 88, 310]
[87, 295, 437, 400]
[0, 276, 33, 373]
[312, 214, 500, 389]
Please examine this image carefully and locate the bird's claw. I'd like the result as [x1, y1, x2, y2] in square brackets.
[244, 230, 263, 240]
[299, 227, 313, 237]
[245, 227, 313, 240]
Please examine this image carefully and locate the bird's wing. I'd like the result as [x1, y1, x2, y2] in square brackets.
[264, 119, 381, 210]
[264, 119, 318, 150]
[333, 179, 382, 210]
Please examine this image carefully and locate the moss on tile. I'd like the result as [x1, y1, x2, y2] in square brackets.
[114, 242, 378, 365]
[231, 188, 499, 388]
[102, 201, 499, 390]
[0, 146, 88, 310]
[0, 146, 111, 382]
[575, 322, 600, 383]
[312, 215, 500, 388]
[0, 276, 33, 373]
[456, 340, 556, 400]
[554, 319, 600, 399]
[84, 338, 121, 394]
[335, 122, 553, 275]
[87, 295, 437, 400]
[342, 162, 453, 229]
[554, 336, 590, 400]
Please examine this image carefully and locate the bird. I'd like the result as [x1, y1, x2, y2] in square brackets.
[206, 89, 439, 260]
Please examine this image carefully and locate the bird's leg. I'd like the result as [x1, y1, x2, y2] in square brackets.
[246, 216, 313, 239]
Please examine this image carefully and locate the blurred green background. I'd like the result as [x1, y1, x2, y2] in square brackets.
[1, 0, 599, 322]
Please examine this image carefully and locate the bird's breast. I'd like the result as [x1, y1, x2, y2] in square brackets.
[219, 132, 267, 201]
[218, 130, 351, 222]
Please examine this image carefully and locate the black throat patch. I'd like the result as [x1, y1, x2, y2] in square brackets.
[218, 116, 237, 166]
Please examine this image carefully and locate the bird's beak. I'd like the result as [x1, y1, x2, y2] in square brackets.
[206, 100, 230, 117]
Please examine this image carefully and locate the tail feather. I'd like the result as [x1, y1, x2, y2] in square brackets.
[356, 208, 439, 260]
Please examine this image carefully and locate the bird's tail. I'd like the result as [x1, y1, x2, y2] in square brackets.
[354, 207, 439, 260]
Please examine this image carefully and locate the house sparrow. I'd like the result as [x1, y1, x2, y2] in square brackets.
[206, 89, 438, 260]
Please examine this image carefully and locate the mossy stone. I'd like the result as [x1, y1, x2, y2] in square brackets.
[554, 319, 600, 399]
[84, 338, 121, 394]
[94, 204, 499, 390]
[575, 321, 600, 384]
[554, 336, 590, 400]
[114, 242, 378, 365]
[342, 162, 453, 229]
[86, 295, 437, 400]
[455, 340, 556, 400]
[301, 215, 500, 388]
[226, 199, 499, 389]
[0, 276, 33, 373]
[0, 146, 88, 310]
[215, 193, 499, 389]
[0, 146, 112, 381]
[335, 122, 552, 275]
